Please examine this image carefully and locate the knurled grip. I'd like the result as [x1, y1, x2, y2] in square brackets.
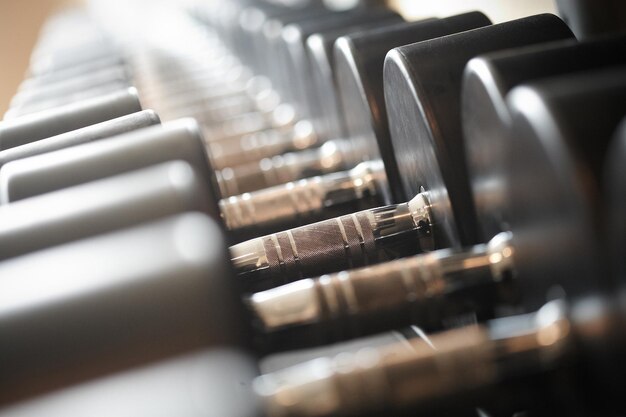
[250, 241, 510, 350]
[216, 147, 336, 197]
[209, 123, 318, 170]
[245, 211, 379, 290]
[220, 176, 326, 232]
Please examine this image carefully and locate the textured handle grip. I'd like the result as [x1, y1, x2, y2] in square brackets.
[250, 244, 506, 350]
[221, 177, 326, 232]
[250, 254, 447, 349]
[263, 211, 378, 284]
[209, 122, 318, 169]
[236, 211, 379, 291]
[216, 147, 330, 197]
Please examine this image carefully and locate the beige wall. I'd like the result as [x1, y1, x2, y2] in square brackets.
[390, 0, 556, 22]
[0, 0, 80, 116]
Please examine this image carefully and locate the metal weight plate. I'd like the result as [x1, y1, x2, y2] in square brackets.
[503, 67, 626, 313]
[0, 120, 221, 223]
[0, 213, 248, 404]
[588, 120, 626, 413]
[335, 12, 492, 206]
[607, 119, 626, 285]
[0, 110, 160, 169]
[10, 65, 131, 108]
[240, 3, 331, 77]
[463, 35, 626, 243]
[18, 57, 128, 91]
[306, 15, 407, 140]
[28, 40, 122, 76]
[0, 88, 142, 150]
[6, 82, 134, 119]
[385, 14, 573, 248]
[0, 161, 214, 261]
[280, 6, 401, 121]
[0, 350, 260, 417]
[261, 7, 350, 103]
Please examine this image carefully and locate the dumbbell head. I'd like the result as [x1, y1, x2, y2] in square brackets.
[305, 15, 406, 140]
[503, 67, 626, 311]
[585, 124, 626, 413]
[385, 14, 574, 249]
[244, 57, 626, 349]
[0, 349, 261, 417]
[0, 160, 214, 261]
[608, 119, 626, 285]
[0, 213, 248, 404]
[17, 55, 128, 92]
[0, 110, 160, 169]
[0, 120, 221, 220]
[238, 1, 330, 76]
[7, 66, 133, 118]
[277, 5, 400, 118]
[463, 35, 626, 244]
[335, 12, 492, 203]
[0, 88, 142, 150]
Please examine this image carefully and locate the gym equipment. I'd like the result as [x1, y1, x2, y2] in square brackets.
[229, 14, 574, 289]
[0, 88, 142, 150]
[247, 65, 626, 349]
[0, 213, 247, 404]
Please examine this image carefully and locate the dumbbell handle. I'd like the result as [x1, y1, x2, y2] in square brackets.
[208, 120, 319, 169]
[221, 160, 388, 240]
[230, 192, 433, 292]
[256, 299, 574, 417]
[249, 232, 515, 349]
[202, 103, 297, 144]
[216, 138, 361, 197]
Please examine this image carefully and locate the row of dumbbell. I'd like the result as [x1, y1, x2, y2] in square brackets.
[1, 1, 619, 414]
[1, 6, 624, 293]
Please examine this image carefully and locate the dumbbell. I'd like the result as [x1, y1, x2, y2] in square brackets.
[11, 3, 390, 187]
[134, 5, 404, 169]
[4, 12, 480, 240]
[4, 292, 622, 417]
[208, 14, 491, 196]
[244, 69, 626, 417]
[128, 4, 394, 138]
[246, 56, 626, 350]
[0, 88, 143, 150]
[6, 66, 133, 118]
[1, 12, 608, 354]
[0, 212, 249, 405]
[2, 10, 620, 417]
[257, 123, 626, 414]
[0, 182, 426, 407]
[4, 24, 134, 118]
[254, 298, 626, 417]
[0, 14, 575, 286]
[3, 103, 625, 414]
[0, 110, 160, 169]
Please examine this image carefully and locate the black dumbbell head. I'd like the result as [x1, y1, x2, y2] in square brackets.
[0, 88, 143, 150]
[280, 6, 401, 119]
[335, 12, 492, 205]
[463, 35, 626, 243]
[504, 67, 626, 312]
[385, 14, 574, 248]
[0, 119, 222, 224]
[0, 213, 248, 404]
[0, 349, 261, 417]
[306, 14, 406, 140]
[607, 119, 626, 286]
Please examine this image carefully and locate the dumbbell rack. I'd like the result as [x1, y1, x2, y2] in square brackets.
[1, 1, 626, 417]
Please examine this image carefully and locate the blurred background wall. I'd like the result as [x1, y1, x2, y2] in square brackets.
[0, 0, 554, 116]
[0, 0, 81, 115]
